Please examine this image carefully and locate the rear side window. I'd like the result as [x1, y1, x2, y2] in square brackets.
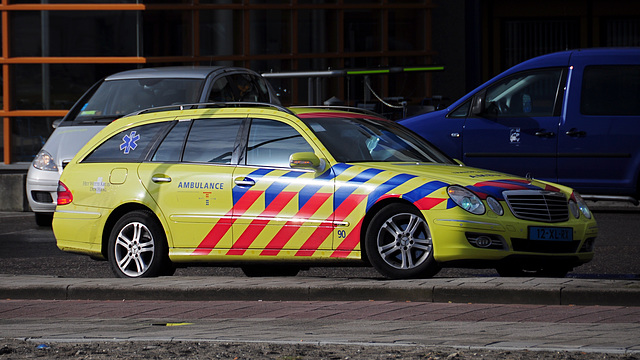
[182, 119, 243, 164]
[83, 123, 169, 163]
[581, 65, 640, 116]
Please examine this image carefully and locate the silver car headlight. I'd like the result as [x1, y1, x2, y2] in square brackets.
[32, 150, 58, 171]
[448, 186, 485, 215]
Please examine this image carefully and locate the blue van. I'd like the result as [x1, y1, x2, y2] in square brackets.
[400, 48, 640, 204]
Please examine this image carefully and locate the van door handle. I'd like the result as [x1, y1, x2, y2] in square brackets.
[234, 177, 256, 187]
[152, 176, 172, 183]
[565, 128, 586, 137]
[534, 130, 555, 138]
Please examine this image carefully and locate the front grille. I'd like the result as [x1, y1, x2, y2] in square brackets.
[31, 191, 54, 204]
[504, 190, 569, 223]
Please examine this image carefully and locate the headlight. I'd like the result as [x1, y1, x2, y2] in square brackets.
[573, 192, 592, 219]
[448, 186, 485, 215]
[32, 150, 58, 171]
[486, 196, 504, 216]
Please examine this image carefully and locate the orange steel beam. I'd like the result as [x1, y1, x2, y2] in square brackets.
[2, 0, 9, 164]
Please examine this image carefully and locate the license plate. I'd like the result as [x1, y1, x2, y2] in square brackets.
[528, 226, 573, 241]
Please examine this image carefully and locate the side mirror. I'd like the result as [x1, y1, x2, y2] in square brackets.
[290, 152, 324, 171]
[470, 90, 486, 116]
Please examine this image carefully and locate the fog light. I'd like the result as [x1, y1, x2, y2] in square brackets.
[475, 236, 493, 248]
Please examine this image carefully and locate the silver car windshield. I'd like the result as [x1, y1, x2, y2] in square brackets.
[75, 78, 204, 122]
[301, 116, 456, 164]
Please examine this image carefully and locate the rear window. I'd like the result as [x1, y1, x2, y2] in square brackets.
[581, 65, 640, 116]
[83, 123, 169, 163]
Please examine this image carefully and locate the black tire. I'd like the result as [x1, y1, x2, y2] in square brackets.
[364, 203, 440, 279]
[241, 265, 300, 277]
[35, 212, 53, 227]
[107, 210, 171, 278]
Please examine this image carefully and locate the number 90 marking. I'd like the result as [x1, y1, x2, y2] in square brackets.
[337, 230, 347, 238]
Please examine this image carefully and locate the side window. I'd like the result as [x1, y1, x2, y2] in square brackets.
[449, 99, 471, 118]
[83, 123, 169, 163]
[207, 74, 270, 103]
[245, 118, 314, 168]
[581, 65, 640, 116]
[484, 68, 563, 117]
[152, 121, 191, 162]
[182, 118, 242, 164]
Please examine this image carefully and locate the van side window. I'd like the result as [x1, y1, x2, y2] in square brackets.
[581, 66, 640, 116]
[83, 123, 169, 163]
[208, 74, 270, 103]
[245, 118, 314, 168]
[484, 69, 563, 117]
[183, 119, 242, 164]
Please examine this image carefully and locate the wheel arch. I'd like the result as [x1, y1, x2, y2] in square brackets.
[101, 203, 167, 258]
[360, 197, 420, 263]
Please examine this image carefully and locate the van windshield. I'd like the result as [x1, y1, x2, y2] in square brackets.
[71, 78, 204, 124]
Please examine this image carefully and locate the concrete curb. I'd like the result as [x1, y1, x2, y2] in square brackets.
[1, 275, 639, 306]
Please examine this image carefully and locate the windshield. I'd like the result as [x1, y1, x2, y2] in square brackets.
[74, 78, 204, 123]
[301, 116, 455, 164]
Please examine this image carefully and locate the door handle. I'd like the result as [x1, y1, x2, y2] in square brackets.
[152, 176, 172, 183]
[534, 130, 555, 138]
[565, 128, 586, 137]
[234, 177, 256, 187]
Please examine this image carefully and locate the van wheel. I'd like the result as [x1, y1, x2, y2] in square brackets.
[364, 204, 440, 279]
[107, 210, 171, 278]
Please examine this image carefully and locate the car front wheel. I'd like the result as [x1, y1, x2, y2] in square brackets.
[107, 210, 171, 278]
[365, 204, 440, 279]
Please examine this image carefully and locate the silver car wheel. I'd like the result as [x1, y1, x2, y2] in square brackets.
[114, 221, 156, 277]
[376, 212, 433, 270]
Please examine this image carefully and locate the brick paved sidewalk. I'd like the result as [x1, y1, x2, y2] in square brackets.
[1, 300, 640, 353]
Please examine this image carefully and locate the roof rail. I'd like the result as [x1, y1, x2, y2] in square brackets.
[125, 101, 294, 117]
[290, 105, 385, 118]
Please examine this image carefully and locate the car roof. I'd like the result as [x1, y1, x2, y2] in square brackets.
[104, 66, 258, 81]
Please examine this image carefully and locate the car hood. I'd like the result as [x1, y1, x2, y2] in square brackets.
[346, 162, 567, 200]
[40, 125, 106, 167]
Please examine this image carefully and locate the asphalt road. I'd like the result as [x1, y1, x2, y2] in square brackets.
[1, 208, 638, 279]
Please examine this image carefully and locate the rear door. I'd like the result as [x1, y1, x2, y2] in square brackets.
[558, 54, 640, 195]
[138, 117, 243, 251]
[462, 68, 567, 182]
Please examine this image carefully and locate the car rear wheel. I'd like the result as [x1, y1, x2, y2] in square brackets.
[107, 210, 171, 278]
[365, 203, 440, 279]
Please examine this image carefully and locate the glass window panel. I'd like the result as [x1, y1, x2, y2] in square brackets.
[11, 11, 139, 57]
[143, 10, 192, 57]
[83, 123, 169, 163]
[485, 69, 563, 117]
[298, 9, 338, 54]
[245, 118, 313, 168]
[10, 64, 137, 111]
[344, 10, 381, 52]
[200, 10, 243, 56]
[250, 10, 291, 55]
[152, 121, 190, 162]
[581, 65, 640, 115]
[183, 119, 242, 164]
[389, 10, 425, 51]
[10, 117, 57, 162]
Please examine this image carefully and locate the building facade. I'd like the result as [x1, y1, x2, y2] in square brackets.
[1, 0, 437, 164]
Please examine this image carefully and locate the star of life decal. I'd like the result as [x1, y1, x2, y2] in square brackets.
[120, 131, 140, 154]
